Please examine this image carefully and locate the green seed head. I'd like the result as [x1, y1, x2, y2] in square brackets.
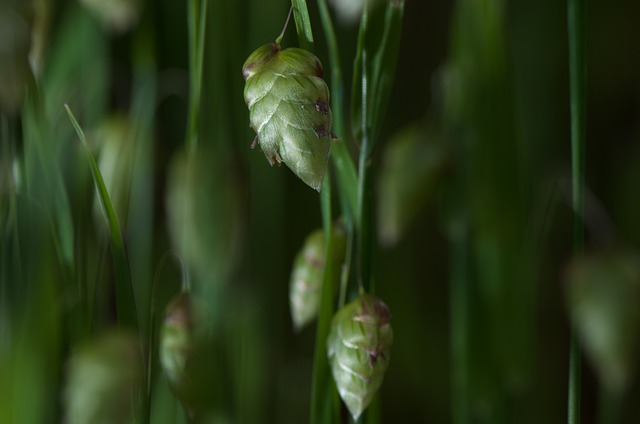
[289, 224, 347, 330]
[566, 251, 640, 390]
[160, 292, 194, 389]
[242, 43, 332, 191]
[290, 229, 325, 330]
[165, 147, 244, 289]
[63, 331, 142, 424]
[327, 294, 393, 420]
[79, 0, 141, 33]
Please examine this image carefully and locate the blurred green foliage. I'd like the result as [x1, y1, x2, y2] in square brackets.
[1, 0, 640, 423]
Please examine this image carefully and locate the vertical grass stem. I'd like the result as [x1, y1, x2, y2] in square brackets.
[567, 0, 586, 422]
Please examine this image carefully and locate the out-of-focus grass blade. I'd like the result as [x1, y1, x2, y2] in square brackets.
[351, 1, 404, 156]
[291, 0, 314, 47]
[65, 104, 138, 332]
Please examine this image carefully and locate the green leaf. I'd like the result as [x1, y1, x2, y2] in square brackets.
[243, 43, 332, 191]
[65, 105, 138, 332]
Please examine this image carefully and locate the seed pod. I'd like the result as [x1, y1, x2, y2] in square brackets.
[160, 293, 194, 391]
[160, 292, 197, 416]
[242, 43, 332, 192]
[377, 123, 448, 246]
[79, 0, 141, 33]
[63, 331, 142, 424]
[289, 225, 346, 330]
[92, 115, 135, 230]
[327, 294, 393, 420]
[565, 251, 640, 390]
[165, 146, 244, 290]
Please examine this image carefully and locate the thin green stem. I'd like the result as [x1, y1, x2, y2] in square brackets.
[450, 224, 470, 424]
[186, 0, 208, 154]
[356, 7, 373, 294]
[567, 0, 586, 422]
[318, 0, 358, 220]
[310, 174, 337, 424]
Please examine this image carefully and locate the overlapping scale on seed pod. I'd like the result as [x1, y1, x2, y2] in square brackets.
[327, 294, 393, 420]
[289, 224, 346, 330]
[63, 330, 143, 424]
[242, 43, 332, 192]
[160, 291, 196, 416]
[565, 250, 640, 390]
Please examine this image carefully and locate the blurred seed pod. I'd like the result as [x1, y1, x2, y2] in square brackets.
[160, 291, 196, 416]
[0, 3, 32, 115]
[165, 147, 244, 290]
[63, 330, 143, 424]
[243, 43, 332, 192]
[92, 115, 135, 230]
[289, 224, 346, 330]
[328, 0, 385, 24]
[79, 0, 141, 33]
[377, 123, 447, 246]
[565, 251, 640, 390]
[327, 294, 393, 420]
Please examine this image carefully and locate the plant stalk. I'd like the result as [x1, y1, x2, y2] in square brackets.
[567, 0, 586, 422]
[450, 223, 470, 424]
[356, 6, 373, 294]
[310, 174, 338, 424]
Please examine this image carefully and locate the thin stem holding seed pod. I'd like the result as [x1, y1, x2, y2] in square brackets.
[276, 7, 294, 45]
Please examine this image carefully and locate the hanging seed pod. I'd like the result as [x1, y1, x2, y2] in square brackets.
[63, 330, 142, 424]
[289, 224, 346, 330]
[91, 115, 135, 230]
[165, 146, 244, 292]
[160, 291, 197, 416]
[242, 43, 332, 192]
[327, 294, 393, 420]
[79, 0, 141, 33]
[377, 123, 448, 247]
[565, 251, 640, 390]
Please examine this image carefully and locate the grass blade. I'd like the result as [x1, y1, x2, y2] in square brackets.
[351, 1, 404, 157]
[65, 105, 139, 332]
[291, 0, 314, 47]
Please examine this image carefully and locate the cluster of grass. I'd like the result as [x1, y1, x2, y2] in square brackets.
[2, 0, 640, 423]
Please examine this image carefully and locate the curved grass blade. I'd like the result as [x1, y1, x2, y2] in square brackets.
[65, 104, 139, 332]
